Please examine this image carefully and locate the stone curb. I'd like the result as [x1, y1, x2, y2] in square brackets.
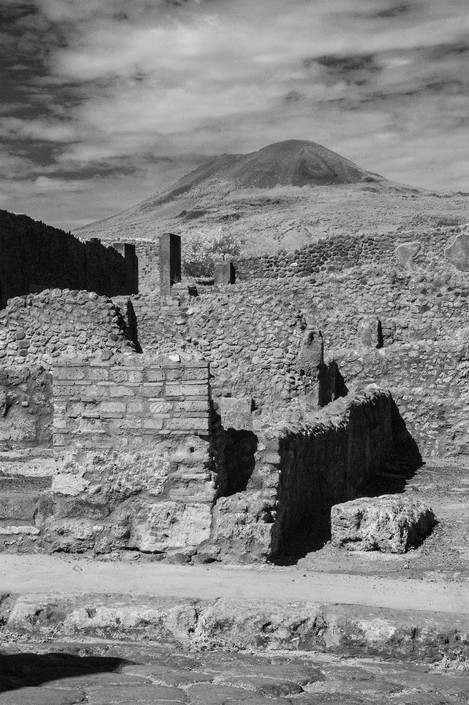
[1, 593, 468, 661]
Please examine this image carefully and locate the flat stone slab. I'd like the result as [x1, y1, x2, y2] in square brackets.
[331, 495, 437, 553]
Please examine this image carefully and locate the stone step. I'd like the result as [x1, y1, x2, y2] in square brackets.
[0, 449, 55, 478]
[0, 520, 40, 536]
[0, 490, 52, 523]
[0, 474, 52, 493]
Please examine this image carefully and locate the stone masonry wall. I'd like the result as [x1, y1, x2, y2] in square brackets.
[209, 389, 403, 562]
[335, 342, 469, 458]
[52, 355, 210, 449]
[0, 209, 137, 305]
[110, 239, 160, 294]
[0, 290, 135, 368]
[47, 355, 216, 555]
[122, 242, 468, 457]
[235, 224, 468, 281]
[128, 285, 309, 410]
[0, 366, 52, 450]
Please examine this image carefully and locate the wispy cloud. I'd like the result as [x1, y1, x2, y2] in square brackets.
[0, 0, 468, 228]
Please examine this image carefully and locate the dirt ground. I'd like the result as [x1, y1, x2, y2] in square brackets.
[298, 456, 469, 583]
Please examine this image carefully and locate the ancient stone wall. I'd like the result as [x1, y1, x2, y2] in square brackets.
[127, 285, 308, 410]
[235, 224, 468, 281]
[0, 290, 135, 368]
[47, 355, 216, 554]
[52, 355, 210, 449]
[0, 209, 137, 305]
[0, 366, 52, 450]
[336, 342, 469, 457]
[210, 389, 403, 562]
[110, 239, 161, 294]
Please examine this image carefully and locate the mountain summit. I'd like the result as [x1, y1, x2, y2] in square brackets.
[153, 139, 384, 200]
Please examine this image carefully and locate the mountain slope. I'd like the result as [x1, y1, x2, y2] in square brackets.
[75, 140, 468, 255]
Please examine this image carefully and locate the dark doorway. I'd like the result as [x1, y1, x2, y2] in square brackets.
[224, 430, 258, 496]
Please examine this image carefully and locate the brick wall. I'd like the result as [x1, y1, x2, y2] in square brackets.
[47, 355, 215, 554]
[52, 356, 209, 448]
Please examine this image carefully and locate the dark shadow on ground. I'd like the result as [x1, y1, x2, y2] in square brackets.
[271, 397, 423, 566]
[0, 652, 131, 693]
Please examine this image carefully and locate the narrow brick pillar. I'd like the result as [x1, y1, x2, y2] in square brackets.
[159, 233, 181, 296]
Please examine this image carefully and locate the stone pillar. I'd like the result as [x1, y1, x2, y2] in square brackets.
[159, 233, 181, 296]
[111, 243, 139, 294]
[214, 260, 236, 286]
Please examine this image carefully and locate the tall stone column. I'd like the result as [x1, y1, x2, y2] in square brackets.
[159, 233, 181, 296]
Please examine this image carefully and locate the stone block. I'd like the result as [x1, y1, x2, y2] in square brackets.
[54, 366, 87, 381]
[218, 396, 252, 430]
[77, 417, 106, 434]
[129, 501, 211, 551]
[88, 367, 109, 382]
[144, 368, 165, 383]
[166, 478, 215, 503]
[165, 366, 208, 382]
[100, 401, 126, 416]
[331, 495, 437, 553]
[357, 318, 383, 348]
[0, 409, 37, 444]
[149, 400, 173, 414]
[166, 383, 208, 398]
[445, 232, 469, 271]
[141, 384, 164, 398]
[109, 385, 135, 397]
[166, 417, 210, 433]
[394, 241, 421, 269]
[0, 492, 43, 521]
[142, 418, 165, 430]
[174, 400, 209, 413]
[214, 260, 236, 285]
[127, 401, 145, 414]
[127, 370, 144, 384]
[108, 369, 129, 383]
[52, 384, 81, 398]
[159, 232, 181, 296]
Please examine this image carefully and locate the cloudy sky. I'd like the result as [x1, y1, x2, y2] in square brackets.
[1, 0, 468, 231]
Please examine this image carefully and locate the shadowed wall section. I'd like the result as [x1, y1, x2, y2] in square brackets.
[0, 210, 137, 305]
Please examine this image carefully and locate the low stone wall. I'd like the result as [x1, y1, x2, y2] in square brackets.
[235, 224, 468, 281]
[210, 389, 407, 563]
[47, 355, 216, 554]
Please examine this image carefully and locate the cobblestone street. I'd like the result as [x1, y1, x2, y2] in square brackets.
[1, 641, 469, 705]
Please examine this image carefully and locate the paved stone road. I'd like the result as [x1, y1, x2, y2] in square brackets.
[0, 641, 468, 705]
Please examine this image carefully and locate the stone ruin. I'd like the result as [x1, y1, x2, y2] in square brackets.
[0, 216, 467, 562]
